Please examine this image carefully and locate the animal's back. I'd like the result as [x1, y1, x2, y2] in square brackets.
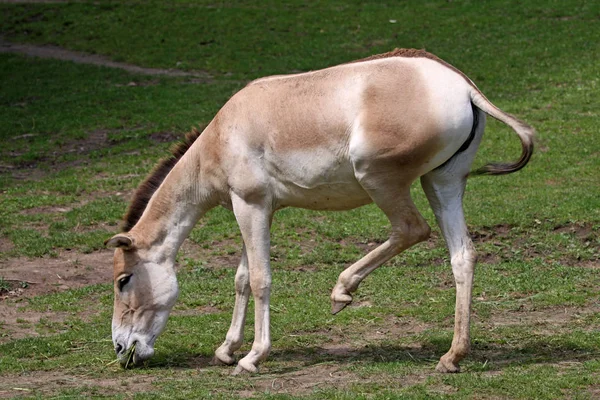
[209, 54, 474, 209]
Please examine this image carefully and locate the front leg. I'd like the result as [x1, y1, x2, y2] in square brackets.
[230, 194, 273, 374]
[214, 244, 250, 365]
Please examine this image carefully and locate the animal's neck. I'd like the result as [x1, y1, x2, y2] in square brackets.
[130, 152, 213, 262]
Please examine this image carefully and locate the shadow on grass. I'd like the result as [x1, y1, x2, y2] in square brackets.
[144, 336, 600, 373]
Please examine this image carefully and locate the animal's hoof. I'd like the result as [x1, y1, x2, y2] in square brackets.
[213, 348, 236, 366]
[231, 365, 247, 376]
[211, 356, 233, 366]
[330, 290, 352, 315]
[435, 359, 461, 373]
[331, 300, 350, 315]
[232, 360, 258, 376]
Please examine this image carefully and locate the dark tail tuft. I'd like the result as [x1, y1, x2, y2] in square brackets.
[470, 137, 534, 176]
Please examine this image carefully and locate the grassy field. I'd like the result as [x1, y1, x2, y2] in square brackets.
[1, 0, 599, 398]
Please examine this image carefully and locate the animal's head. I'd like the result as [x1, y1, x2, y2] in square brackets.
[105, 233, 179, 367]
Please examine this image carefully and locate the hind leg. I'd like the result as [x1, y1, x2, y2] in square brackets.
[331, 183, 431, 313]
[420, 108, 485, 372]
[421, 171, 475, 373]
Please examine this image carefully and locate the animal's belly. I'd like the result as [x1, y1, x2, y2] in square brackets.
[275, 180, 372, 211]
[267, 149, 372, 211]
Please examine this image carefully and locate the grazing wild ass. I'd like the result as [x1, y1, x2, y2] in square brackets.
[106, 49, 534, 374]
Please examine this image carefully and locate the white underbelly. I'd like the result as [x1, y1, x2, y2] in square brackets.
[267, 148, 372, 211]
[274, 180, 372, 210]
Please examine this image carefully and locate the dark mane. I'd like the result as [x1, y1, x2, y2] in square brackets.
[121, 128, 202, 232]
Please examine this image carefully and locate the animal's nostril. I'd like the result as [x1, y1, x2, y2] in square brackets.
[115, 343, 124, 355]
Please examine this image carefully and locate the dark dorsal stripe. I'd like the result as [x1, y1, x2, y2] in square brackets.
[121, 128, 202, 232]
[351, 48, 475, 87]
[352, 48, 441, 63]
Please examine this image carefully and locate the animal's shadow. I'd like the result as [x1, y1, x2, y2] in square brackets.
[143, 336, 599, 373]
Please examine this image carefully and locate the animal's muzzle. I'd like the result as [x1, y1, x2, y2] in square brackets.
[114, 342, 126, 356]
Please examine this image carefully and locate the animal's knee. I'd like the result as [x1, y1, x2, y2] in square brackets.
[249, 274, 271, 299]
[235, 270, 249, 293]
[390, 218, 431, 249]
[450, 244, 477, 283]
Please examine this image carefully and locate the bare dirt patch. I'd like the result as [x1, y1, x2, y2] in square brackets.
[487, 307, 576, 329]
[272, 315, 433, 367]
[58, 128, 112, 156]
[553, 222, 597, 241]
[18, 204, 73, 216]
[469, 222, 599, 267]
[0, 249, 113, 342]
[468, 303, 600, 372]
[581, 260, 600, 269]
[178, 237, 242, 270]
[8, 128, 127, 179]
[5, 127, 192, 180]
[0, 249, 113, 297]
[471, 223, 514, 244]
[0, 303, 73, 343]
[242, 317, 439, 398]
[149, 131, 184, 143]
[0, 36, 212, 80]
[244, 363, 359, 397]
[0, 370, 155, 399]
[0, 237, 14, 253]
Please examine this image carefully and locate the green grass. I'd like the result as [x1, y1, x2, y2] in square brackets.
[1, 0, 599, 398]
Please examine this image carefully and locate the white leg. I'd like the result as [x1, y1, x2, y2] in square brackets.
[419, 108, 485, 372]
[214, 244, 249, 365]
[422, 171, 475, 373]
[230, 193, 273, 374]
[331, 186, 431, 314]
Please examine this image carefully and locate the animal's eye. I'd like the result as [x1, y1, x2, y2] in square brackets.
[117, 275, 132, 291]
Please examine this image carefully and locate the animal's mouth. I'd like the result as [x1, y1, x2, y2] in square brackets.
[119, 341, 137, 369]
[117, 340, 155, 368]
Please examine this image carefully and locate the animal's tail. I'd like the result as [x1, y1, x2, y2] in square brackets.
[469, 87, 535, 176]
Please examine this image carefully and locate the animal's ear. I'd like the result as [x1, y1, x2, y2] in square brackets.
[105, 234, 136, 250]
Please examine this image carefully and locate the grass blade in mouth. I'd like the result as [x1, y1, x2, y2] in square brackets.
[123, 343, 136, 369]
